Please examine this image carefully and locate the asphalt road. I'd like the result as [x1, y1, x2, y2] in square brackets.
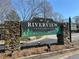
[0, 44, 5, 51]
[72, 33, 79, 42]
[66, 54, 79, 59]
[21, 38, 57, 47]
[0, 33, 79, 51]
[19, 33, 79, 48]
[38, 50, 79, 59]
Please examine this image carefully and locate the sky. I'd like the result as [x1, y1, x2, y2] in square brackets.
[48, 0, 79, 18]
[11, 0, 79, 20]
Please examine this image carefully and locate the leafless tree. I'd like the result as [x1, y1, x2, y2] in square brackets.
[73, 16, 79, 24]
[6, 10, 21, 21]
[37, 0, 53, 18]
[13, 0, 53, 21]
[0, 0, 13, 23]
[52, 12, 64, 22]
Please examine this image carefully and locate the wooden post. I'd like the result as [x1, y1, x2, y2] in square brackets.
[69, 17, 72, 42]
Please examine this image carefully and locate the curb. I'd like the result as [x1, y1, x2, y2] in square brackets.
[18, 47, 79, 59]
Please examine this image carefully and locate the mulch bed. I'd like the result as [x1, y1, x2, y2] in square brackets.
[0, 44, 74, 59]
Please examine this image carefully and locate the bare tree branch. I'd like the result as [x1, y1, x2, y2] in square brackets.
[0, 0, 13, 23]
[13, 0, 53, 21]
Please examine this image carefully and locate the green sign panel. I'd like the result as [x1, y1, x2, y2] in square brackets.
[21, 18, 58, 37]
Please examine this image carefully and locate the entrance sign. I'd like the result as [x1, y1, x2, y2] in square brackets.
[21, 18, 57, 37]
